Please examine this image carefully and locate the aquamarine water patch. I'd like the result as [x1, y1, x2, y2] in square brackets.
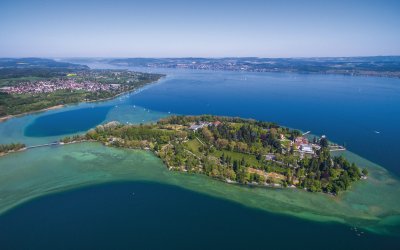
[0, 142, 399, 236]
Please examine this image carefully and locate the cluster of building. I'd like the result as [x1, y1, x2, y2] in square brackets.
[147, 61, 253, 72]
[283, 135, 325, 155]
[0, 79, 122, 95]
[188, 121, 341, 158]
[129, 58, 400, 78]
[189, 121, 222, 131]
[293, 136, 319, 154]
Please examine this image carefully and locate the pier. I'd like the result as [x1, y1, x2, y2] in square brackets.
[329, 145, 346, 152]
[26, 142, 60, 150]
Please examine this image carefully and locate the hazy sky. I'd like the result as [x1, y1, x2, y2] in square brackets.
[0, 0, 399, 57]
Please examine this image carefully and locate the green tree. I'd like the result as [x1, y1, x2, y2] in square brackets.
[320, 137, 329, 148]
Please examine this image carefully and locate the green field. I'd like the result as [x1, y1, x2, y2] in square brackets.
[184, 139, 202, 156]
[211, 149, 261, 168]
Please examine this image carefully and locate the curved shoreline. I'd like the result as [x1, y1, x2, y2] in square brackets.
[0, 105, 65, 123]
[0, 71, 399, 236]
[0, 141, 399, 236]
[0, 75, 166, 123]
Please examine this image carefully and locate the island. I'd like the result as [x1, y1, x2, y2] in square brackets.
[61, 115, 368, 195]
[0, 58, 164, 120]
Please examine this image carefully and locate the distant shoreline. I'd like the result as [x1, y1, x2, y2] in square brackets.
[0, 76, 165, 123]
[0, 104, 65, 123]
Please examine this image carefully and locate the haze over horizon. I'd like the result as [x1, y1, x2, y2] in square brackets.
[1, 0, 399, 58]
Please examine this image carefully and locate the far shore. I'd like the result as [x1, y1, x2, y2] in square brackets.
[0, 105, 65, 123]
[0, 76, 165, 123]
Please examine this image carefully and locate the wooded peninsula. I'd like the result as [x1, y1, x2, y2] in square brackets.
[62, 115, 368, 195]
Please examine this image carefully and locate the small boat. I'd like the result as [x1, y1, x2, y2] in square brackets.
[374, 131, 380, 134]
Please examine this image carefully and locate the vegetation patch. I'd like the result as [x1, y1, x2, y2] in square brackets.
[61, 115, 368, 195]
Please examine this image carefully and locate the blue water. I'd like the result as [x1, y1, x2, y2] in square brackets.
[1, 67, 400, 248]
[0, 181, 398, 250]
[24, 106, 112, 137]
[21, 68, 400, 176]
[129, 70, 400, 176]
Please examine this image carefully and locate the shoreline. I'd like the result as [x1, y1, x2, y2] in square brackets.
[0, 76, 165, 123]
[0, 141, 399, 236]
[0, 105, 65, 123]
[0, 148, 27, 157]
[115, 64, 400, 79]
[0, 140, 93, 158]
[0, 139, 349, 196]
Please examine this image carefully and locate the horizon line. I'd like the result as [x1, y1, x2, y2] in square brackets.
[1, 55, 400, 60]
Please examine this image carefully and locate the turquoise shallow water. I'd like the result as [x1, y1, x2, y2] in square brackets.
[3, 67, 398, 176]
[78, 65, 400, 176]
[0, 86, 168, 146]
[0, 142, 399, 249]
[0, 181, 399, 250]
[0, 66, 399, 247]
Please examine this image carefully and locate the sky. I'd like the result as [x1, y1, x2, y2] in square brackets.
[0, 0, 399, 58]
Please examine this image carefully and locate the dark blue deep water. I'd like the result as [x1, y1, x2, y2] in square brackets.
[0, 182, 398, 250]
[25, 106, 112, 137]
[130, 71, 400, 176]
[11, 68, 399, 249]
[24, 70, 400, 175]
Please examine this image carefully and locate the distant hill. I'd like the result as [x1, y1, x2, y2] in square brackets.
[0, 58, 89, 79]
[0, 58, 89, 70]
[107, 56, 400, 78]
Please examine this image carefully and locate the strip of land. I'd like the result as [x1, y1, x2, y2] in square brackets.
[0, 58, 164, 119]
[0, 105, 65, 123]
[58, 115, 368, 195]
[108, 56, 400, 79]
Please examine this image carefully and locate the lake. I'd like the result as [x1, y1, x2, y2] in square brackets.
[1, 181, 399, 250]
[0, 66, 399, 248]
[13, 67, 400, 176]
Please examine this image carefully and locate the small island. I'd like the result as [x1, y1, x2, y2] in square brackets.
[63, 115, 368, 195]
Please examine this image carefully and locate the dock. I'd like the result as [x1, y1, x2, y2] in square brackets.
[26, 142, 60, 150]
[329, 145, 346, 151]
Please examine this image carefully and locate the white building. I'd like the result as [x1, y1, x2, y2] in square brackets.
[300, 144, 314, 154]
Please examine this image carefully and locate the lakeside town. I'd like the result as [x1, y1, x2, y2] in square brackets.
[0, 78, 123, 94]
[0, 69, 164, 117]
[109, 57, 400, 78]
[0, 70, 162, 95]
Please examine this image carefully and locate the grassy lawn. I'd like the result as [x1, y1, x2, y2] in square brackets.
[280, 140, 292, 149]
[184, 139, 203, 156]
[211, 149, 261, 168]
